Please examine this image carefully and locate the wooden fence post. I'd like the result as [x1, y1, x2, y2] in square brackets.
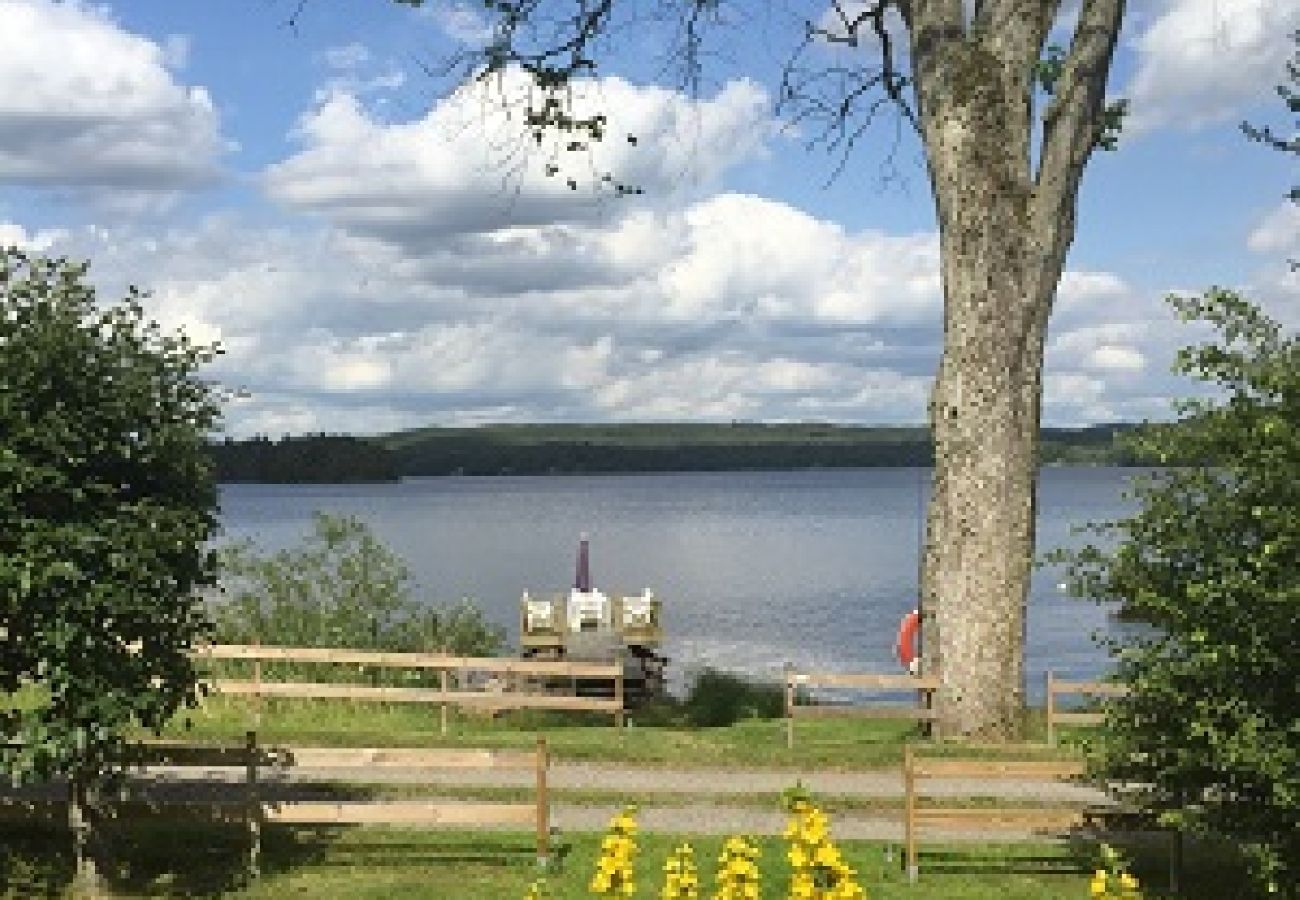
[784, 663, 795, 750]
[614, 651, 625, 730]
[536, 736, 550, 867]
[252, 637, 263, 729]
[245, 730, 261, 880]
[1169, 829, 1183, 894]
[1046, 670, 1056, 747]
[69, 775, 103, 898]
[440, 646, 450, 737]
[903, 744, 917, 882]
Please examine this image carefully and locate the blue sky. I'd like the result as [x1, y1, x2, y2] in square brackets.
[1, 0, 1296, 437]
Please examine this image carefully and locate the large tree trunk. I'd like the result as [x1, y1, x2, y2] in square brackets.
[907, 21, 1091, 739]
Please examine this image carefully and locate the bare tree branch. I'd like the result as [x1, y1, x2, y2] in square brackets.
[774, 0, 923, 183]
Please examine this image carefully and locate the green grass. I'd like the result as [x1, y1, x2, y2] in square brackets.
[2, 822, 1250, 899]
[143, 696, 1088, 769]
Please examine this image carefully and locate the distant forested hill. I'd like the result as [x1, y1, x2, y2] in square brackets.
[208, 434, 400, 483]
[208, 422, 1156, 482]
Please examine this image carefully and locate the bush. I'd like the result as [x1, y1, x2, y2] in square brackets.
[0, 249, 221, 785]
[681, 667, 784, 727]
[211, 512, 505, 659]
[1046, 289, 1299, 896]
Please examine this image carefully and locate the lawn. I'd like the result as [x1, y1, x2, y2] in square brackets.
[139, 695, 1088, 770]
[3, 823, 1247, 900]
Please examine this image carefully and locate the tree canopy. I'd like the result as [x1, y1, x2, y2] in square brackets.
[1047, 288, 1299, 896]
[0, 249, 222, 789]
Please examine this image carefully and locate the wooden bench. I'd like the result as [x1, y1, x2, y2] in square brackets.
[196, 644, 626, 730]
[0, 733, 552, 881]
[1045, 670, 1129, 746]
[784, 665, 938, 748]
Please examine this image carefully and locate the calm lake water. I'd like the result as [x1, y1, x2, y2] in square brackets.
[217, 467, 1154, 703]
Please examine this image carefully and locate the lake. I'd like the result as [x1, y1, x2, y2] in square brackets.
[217, 467, 1155, 703]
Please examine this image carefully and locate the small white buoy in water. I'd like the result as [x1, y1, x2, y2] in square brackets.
[1056, 582, 1068, 592]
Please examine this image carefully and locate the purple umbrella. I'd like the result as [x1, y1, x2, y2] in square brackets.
[574, 532, 591, 593]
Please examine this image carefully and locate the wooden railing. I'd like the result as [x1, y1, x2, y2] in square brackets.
[901, 746, 1180, 888]
[903, 747, 1092, 882]
[194, 644, 625, 729]
[783, 665, 939, 748]
[0, 733, 552, 880]
[1044, 670, 1130, 746]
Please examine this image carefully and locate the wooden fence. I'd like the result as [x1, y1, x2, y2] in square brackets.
[0, 733, 552, 883]
[195, 644, 626, 729]
[1045, 670, 1130, 746]
[901, 746, 1180, 888]
[783, 665, 939, 748]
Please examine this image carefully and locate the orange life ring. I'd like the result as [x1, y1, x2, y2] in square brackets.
[895, 609, 920, 669]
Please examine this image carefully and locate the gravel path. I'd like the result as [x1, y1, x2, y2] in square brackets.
[141, 761, 1107, 803]
[97, 761, 1112, 841]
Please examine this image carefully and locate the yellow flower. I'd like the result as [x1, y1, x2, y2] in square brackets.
[1119, 873, 1139, 890]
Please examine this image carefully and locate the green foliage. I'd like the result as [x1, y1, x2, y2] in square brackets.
[681, 667, 784, 728]
[0, 249, 222, 786]
[1045, 288, 1299, 896]
[212, 512, 505, 657]
[1032, 43, 1128, 151]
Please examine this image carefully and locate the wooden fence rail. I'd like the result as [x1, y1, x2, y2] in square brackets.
[0, 733, 552, 882]
[901, 745, 1179, 888]
[1045, 670, 1130, 746]
[193, 644, 625, 730]
[784, 665, 939, 748]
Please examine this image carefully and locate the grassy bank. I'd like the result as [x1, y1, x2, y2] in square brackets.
[141, 696, 1086, 770]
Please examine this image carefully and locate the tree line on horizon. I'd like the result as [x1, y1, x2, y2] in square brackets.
[206, 422, 1158, 482]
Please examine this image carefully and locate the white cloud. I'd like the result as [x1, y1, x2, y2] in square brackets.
[1247, 201, 1300, 257]
[432, 3, 494, 46]
[0, 0, 226, 195]
[323, 43, 371, 71]
[0, 219, 68, 251]
[1122, 0, 1300, 135]
[264, 69, 774, 246]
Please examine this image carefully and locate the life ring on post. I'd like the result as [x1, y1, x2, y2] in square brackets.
[895, 609, 920, 675]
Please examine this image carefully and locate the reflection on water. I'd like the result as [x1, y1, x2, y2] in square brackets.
[217, 467, 1152, 703]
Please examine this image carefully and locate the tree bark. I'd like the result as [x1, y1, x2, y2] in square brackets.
[904, 0, 1123, 739]
[70, 776, 106, 898]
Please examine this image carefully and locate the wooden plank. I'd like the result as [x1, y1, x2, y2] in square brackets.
[440, 657, 621, 679]
[208, 681, 451, 703]
[197, 645, 448, 668]
[792, 704, 939, 721]
[271, 747, 537, 770]
[125, 742, 255, 766]
[913, 808, 1087, 828]
[911, 759, 1086, 779]
[1053, 712, 1106, 726]
[454, 692, 623, 712]
[0, 800, 255, 825]
[263, 801, 536, 826]
[1053, 680, 1129, 697]
[209, 680, 622, 712]
[197, 646, 620, 679]
[792, 671, 939, 691]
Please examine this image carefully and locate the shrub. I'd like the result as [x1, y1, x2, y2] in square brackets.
[681, 667, 784, 728]
[0, 249, 223, 890]
[1047, 289, 1299, 896]
[211, 512, 505, 658]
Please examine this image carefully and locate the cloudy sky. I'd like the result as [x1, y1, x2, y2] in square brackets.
[2, 0, 1296, 437]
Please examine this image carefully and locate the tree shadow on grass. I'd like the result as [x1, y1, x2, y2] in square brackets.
[0, 817, 333, 899]
[901, 832, 1257, 898]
